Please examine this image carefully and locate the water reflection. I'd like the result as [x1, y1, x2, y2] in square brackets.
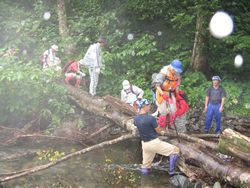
[0, 140, 178, 187]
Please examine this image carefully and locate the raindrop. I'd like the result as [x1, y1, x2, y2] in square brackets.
[246, 103, 250, 109]
[0, 66, 2, 69]
[234, 54, 243, 68]
[151, 73, 158, 80]
[85, 37, 89, 43]
[43, 12, 51, 21]
[141, 65, 145, 69]
[157, 31, 162, 36]
[209, 11, 234, 39]
[42, 37, 47, 41]
[127, 33, 134, 40]
[22, 50, 27, 55]
[21, 20, 25, 26]
[214, 45, 216, 48]
[131, 50, 135, 56]
[115, 29, 119, 33]
[232, 2, 236, 5]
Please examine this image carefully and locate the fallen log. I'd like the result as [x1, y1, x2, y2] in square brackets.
[171, 139, 250, 188]
[219, 128, 250, 162]
[0, 134, 136, 183]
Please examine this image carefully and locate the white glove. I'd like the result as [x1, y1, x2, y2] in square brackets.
[80, 72, 86, 77]
[95, 68, 100, 74]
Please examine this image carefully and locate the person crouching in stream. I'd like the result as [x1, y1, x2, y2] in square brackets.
[133, 99, 182, 176]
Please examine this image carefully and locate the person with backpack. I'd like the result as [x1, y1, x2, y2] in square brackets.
[134, 99, 182, 176]
[121, 80, 144, 108]
[204, 76, 226, 134]
[42, 44, 62, 76]
[64, 61, 86, 88]
[154, 59, 183, 130]
[78, 36, 107, 97]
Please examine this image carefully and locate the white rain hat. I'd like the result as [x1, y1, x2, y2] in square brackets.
[51, 44, 58, 51]
[122, 80, 130, 90]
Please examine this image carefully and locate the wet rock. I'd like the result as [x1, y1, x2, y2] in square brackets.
[190, 110, 201, 118]
[225, 114, 237, 119]
[235, 125, 246, 132]
[193, 125, 200, 131]
[170, 175, 191, 187]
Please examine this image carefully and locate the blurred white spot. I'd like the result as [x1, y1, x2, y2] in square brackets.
[21, 20, 25, 26]
[22, 50, 27, 55]
[0, 66, 2, 69]
[214, 45, 216, 48]
[246, 103, 250, 109]
[232, 2, 236, 5]
[122, 61, 126, 65]
[157, 31, 162, 36]
[81, 111, 84, 115]
[151, 73, 158, 80]
[234, 54, 243, 68]
[115, 29, 119, 33]
[127, 33, 134, 40]
[209, 11, 234, 39]
[131, 50, 135, 56]
[42, 37, 47, 41]
[84, 37, 89, 43]
[43, 12, 51, 21]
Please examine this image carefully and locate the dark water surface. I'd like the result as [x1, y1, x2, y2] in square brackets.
[0, 139, 180, 188]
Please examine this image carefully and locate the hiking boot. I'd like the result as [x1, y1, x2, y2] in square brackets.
[168, 170, 183, 176]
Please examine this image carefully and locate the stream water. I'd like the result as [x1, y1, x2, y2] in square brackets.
[0, 139, 186, 188]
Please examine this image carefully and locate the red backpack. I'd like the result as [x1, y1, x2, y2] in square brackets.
[63, 61, 75, 73]
[40, 50, 50, 67]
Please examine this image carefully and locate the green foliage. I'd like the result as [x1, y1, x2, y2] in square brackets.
[0, 50, 74, 127]
[37, 149, 65, 162]
[99, 159, 138, 187]
[0, 0, 249, 127]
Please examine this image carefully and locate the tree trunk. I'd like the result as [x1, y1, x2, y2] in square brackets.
[219, 128, 250, 162]
[57, 0, 78, 56]
[171, 139, 250, 188]
[191, 11, 209, 73]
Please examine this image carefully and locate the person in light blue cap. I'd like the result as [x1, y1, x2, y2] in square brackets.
[204, 76, 226, 134]
[134, 99, 182, 176]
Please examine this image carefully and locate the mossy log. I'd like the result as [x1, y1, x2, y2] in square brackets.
[171, 139, 250, 188]
[219, 128, 250, 162]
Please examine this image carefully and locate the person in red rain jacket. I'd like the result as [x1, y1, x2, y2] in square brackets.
[65, 61, 85, 88]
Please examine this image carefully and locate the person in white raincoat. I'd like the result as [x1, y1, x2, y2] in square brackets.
[79, 36, 107, 97]
[121, 80, 144, 108]
[42, 44, 62, 76]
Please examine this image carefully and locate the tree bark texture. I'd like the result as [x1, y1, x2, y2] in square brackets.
[191, 11, 209, 73]
[171, 139, 250, 188]
[219, 129, 250, 162]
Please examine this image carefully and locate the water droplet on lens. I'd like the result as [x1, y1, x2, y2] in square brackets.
[127, 33, 134, 40]
[157, 31, 162, 36]
[22, 50, 27, 55]
[43, 12, 51, 20]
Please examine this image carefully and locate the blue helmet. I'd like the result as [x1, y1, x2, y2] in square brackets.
[171, 59, 183, 73]
[138, 99, 150, 112]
